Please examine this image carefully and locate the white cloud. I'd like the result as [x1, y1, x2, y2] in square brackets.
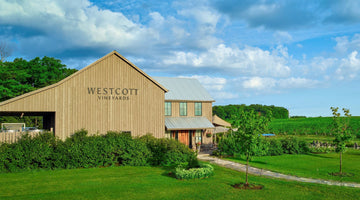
[163, 44, 291, 77]
[334, 34, 360, 55]
[336, 51, 360, 80]
[0, 0, 150, 53]
[241, 76, 319, 91]
[242, 77, 276, 90]
[178, 75, 237, 100]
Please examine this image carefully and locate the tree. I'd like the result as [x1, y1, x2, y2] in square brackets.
[233, 110, 271, 186]
[331, 107, 353, 175]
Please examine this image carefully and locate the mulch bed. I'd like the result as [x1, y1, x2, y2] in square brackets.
[329, 172, 354, 177]
[232, 183, 264, 190]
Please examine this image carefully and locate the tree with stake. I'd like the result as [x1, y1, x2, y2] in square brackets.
[331, 107, 353, 175]
[233, 110, 271, 186]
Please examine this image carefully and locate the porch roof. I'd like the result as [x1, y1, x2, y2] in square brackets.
[165, 117, 215, 130]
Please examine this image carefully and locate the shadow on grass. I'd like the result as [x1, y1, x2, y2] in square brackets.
[305, 153, 333, 159]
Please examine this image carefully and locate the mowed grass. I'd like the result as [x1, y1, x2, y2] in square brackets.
[228, 149, 360, 183]
[0, 165, 359, 200]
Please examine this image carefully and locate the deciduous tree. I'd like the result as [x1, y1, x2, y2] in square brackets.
[331, 107, 353, 174]
[233, 110, 271, 186]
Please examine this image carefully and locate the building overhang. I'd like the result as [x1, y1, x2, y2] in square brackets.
[165, 117, 215, 131]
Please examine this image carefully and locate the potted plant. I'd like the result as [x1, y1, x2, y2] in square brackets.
[206, 133, 212, 138]
[196, 142, 201, 152]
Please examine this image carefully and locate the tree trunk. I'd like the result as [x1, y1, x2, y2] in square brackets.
[339, 151, 342, 174]
[245, 154, 249, 186]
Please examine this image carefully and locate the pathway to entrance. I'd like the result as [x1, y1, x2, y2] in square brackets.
[197, 153, 360, 188]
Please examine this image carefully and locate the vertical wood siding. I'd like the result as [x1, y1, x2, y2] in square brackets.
[0, 52, 166, 141]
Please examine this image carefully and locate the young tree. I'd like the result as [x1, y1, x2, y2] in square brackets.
[331, 107, 353, 174]
[233, 110, 271, 186]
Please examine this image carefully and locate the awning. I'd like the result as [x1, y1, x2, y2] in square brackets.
[212, 114, 231, 127]
[165, 117, 215, 130]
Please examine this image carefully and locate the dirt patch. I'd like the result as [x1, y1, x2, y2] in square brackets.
[232, 183, 264, 190]
[329, 172, 354, 177]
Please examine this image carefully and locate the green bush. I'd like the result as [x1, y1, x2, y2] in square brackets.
[175, 163, 214, 179]
[217, 135, 241, 156]
[265, 139, 283, 156]
[217, 135, 311, 157]
[309, 146, 335, 153]
[56, 131, 151, 169]
[1, 132, 57, 172]
[139, 134, 196, 167]
[280, 137, 309, 154]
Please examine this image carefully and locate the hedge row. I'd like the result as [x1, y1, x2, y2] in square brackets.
[217, 136, 309, 157]
[0, 130, 196, 173]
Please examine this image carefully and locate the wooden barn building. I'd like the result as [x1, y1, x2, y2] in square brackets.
[0, 51, 218, 147]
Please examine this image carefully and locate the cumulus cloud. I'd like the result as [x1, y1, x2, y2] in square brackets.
[334, 34, 360, 55]
[336, 51, 360, 80]
[0, 0, 152, 57]
[163, 44, 291, 77]
[178, 75, 238, 100]
[241, 76, 319, 91]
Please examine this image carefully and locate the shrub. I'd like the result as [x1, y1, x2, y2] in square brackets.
[265, 139, 283, 156]
[139, 134, 196, 167]
[1, 132, 57, 172]
[175, 163, 214, 179]
[309, 146, 335, 153]
[280, 137, 309, 154]
[0, 130, 199, 173]
[217, 135, 241, 156]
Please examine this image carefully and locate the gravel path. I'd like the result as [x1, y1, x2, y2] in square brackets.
[197, 154, 360, 188]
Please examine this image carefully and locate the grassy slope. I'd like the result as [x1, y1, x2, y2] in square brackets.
[0, 165, 359, 200]
[227, 149, 360, 183]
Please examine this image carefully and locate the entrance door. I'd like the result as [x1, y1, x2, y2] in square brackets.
[177, 130, 189, 146]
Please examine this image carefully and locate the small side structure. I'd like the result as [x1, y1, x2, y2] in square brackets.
[154, 77, 215, 150]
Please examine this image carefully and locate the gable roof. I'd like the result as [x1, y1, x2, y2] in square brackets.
[0, 51, 168, 107]
[153, 77, 214, 102]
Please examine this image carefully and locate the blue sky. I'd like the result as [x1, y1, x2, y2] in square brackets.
[1, 0, 360, 117]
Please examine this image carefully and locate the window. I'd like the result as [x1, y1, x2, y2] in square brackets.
[165, 102, 172, 116]
[195, 130, 202, 144]
[179, 102, 187, 116]
[165, 130, 171, 139]
[195, 102, 202, 116]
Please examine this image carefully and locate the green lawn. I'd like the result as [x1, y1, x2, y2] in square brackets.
[0, 165, 359, 200]
[227, 149, 360, 183]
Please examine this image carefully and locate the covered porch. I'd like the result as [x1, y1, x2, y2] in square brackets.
[165, 117, 214, 150]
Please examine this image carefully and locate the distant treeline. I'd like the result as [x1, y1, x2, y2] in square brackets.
[213, 104, 289, 122]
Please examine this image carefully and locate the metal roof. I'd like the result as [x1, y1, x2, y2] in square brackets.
[165, 117, 215, 130]
[153, 77, 214, 101]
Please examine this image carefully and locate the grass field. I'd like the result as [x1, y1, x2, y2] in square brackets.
[227, 149, 360, 183]
[0, 165, 359, 200]
[268, 116, 360, 136]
